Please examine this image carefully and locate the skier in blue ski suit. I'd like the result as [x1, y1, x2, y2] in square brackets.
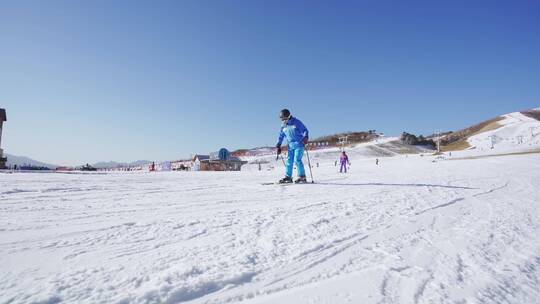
[276, 109, 309, 183]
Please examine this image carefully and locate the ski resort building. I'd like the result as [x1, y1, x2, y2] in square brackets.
[170, 159, 192, 171]
[191, 149, 247, 171]
[0, 108, 6, 169]
[191, 154, 210, 171]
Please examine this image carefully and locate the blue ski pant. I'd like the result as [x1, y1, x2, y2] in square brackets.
[286, 147, 305, 177]
[340, 161, 347, 173]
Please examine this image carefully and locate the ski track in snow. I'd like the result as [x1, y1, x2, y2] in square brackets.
[1, 153, 540, 304]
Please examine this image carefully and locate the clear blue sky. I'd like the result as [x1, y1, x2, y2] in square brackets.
[1, 0, 539, 166]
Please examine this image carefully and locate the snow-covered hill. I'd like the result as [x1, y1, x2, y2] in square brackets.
[466, 111, 540, 153]
[437, 109, 540, 156]
[239, 109, 540, 169]
[240, 136, 434, 172]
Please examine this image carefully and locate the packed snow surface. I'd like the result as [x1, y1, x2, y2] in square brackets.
[1, 152, 540, 303]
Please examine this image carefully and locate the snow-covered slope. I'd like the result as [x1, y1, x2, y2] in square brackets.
[460, 111, 540, 157]
[241, 137, 434, 172]
[1, 152, 539, 303]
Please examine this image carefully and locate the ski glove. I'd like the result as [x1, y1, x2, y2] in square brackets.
[303, 137, 309, 145]
[276, 145, 282, 155]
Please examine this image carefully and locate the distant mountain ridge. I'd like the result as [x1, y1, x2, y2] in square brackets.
[3, 154, 152, 169]
[5, 154, 58, 169]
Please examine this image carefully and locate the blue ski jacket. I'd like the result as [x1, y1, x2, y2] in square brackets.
[277, 116, 309, 149]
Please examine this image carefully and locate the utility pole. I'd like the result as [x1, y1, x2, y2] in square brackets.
[339, 135, 349, 151]
[435, 130, 441, 153]
[0, 108, 6, 169]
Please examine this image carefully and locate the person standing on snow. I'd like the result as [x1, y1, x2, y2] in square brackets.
[276, 109, 309, 183]
[339, 151, 350, 173]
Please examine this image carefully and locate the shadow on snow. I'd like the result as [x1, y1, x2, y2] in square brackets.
[315, 182, 477, 190]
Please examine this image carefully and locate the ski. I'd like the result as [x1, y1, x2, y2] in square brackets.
[261, 181, 312, 186]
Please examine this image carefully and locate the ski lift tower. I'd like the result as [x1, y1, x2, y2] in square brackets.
[338, 135, 349, 151]
[489, 135, 496, 149]
[434, 130, 441, 153]
[0, 108, 6, 169]
[530, 126, 539, 138]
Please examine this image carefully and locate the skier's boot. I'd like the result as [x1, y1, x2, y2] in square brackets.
[295, 176, 307, 184]
[279, 176, 293, 184]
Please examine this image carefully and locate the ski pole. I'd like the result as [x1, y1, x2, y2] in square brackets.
[276, 151, 286, 167]
[305, 148, 315, 183]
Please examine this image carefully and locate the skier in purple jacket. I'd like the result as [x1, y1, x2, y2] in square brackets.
[339, 151, 350, 173]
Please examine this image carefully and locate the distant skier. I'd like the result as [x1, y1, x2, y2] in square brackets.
[276, 109, 309, 183]
[339, 151, 350, 173]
